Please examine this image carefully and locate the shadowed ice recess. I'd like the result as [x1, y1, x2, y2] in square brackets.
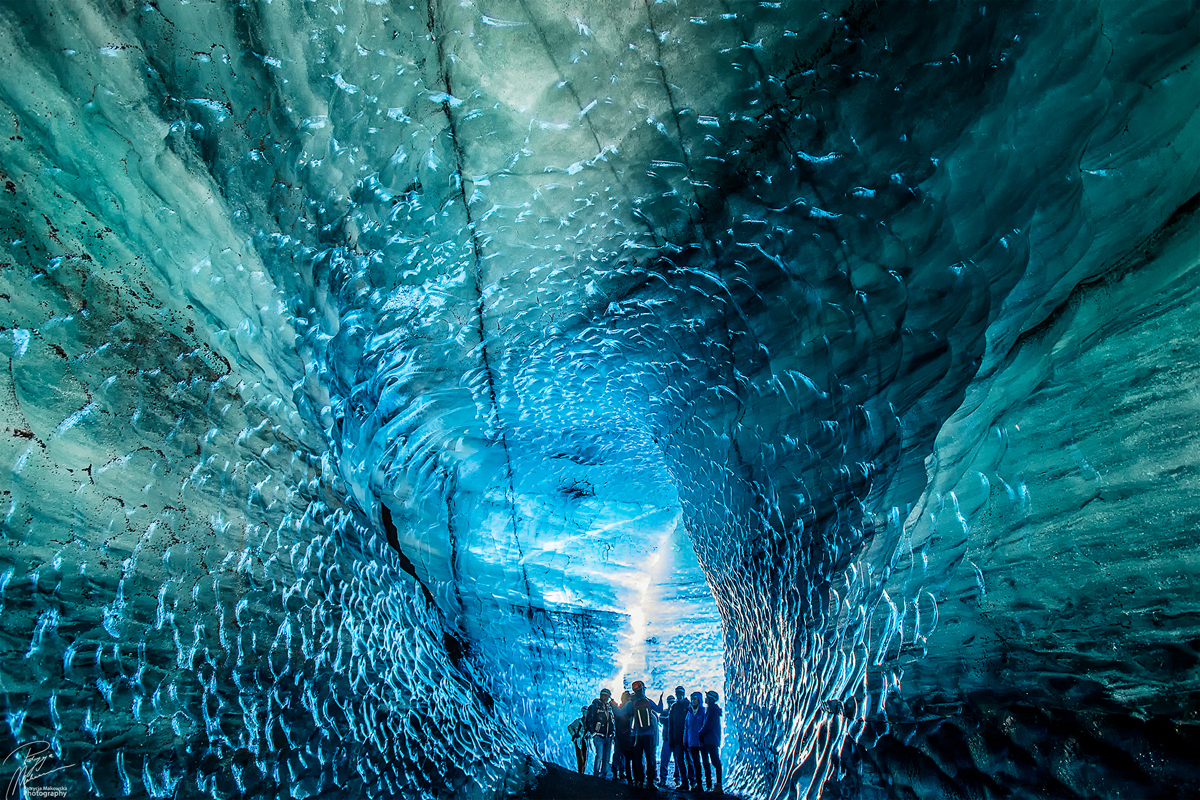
[0, 0, 1199, 798]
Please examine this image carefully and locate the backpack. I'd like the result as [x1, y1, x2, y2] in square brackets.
[633, 698, 653, 730]
[590, 701, 614, 737]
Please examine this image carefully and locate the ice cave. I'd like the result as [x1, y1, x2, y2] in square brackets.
[0, 0, 1197, 797]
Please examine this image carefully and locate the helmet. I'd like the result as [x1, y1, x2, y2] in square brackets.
[666, 696, 676, 705]
[705, 690, 719, 703]
[600, 688, 611, 697]
[631, 680, 645, 693]
[675, 686, 686, 696]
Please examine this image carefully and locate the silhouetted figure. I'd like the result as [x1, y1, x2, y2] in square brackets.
[627, 680, 665, 788]
[684, 691, 706, 791]
[668, 685, 693, 790]
[700, 690, 723, 792]
[586, 688, 616, 778]
[658, 695, 676, 787]
[613, 690, 634, 782]
[568, 705, 589, 774]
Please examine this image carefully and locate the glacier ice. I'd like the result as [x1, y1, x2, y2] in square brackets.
[0, 0, 1198, 798]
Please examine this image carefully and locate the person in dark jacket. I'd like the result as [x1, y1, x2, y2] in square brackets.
[613, 690, 634, 782]
[586, 689, 617, 778]
[626, 680, 665, 788]
[668, 685, 693, 790]
[658, 695, 676, 787]
[684, 691, 706, 791]
[699, 690, 723, 792]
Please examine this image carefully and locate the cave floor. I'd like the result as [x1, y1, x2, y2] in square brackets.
[516, 763, 749, 800]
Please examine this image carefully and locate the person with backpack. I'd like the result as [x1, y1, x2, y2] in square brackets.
[586, 688, 617, 778]
[627, 680, 666, 788]
[613, 690, 634, 783]
[699, 690, 724, 792]
[668, 685, 694, 790]
[567, 705, 590, 774]
[658, 695, 676, 788]
[684, 691, 707, 791]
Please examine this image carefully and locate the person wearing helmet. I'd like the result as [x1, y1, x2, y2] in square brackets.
[699, 690, 724, 792]
[684, 691, 707, 791]
[626, 680, 666, 788]
[567, 705, 590, 774]
[586, 688, 617, 778]
[668, 685, 694, 790]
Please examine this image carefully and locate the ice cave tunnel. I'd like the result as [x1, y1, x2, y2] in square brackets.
[0, 0, 1198, 797]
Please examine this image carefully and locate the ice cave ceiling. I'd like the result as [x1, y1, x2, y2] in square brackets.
[0, 0, 1198, 798]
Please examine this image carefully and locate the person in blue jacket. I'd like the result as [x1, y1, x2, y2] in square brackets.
[658, 695, 676, 787]
[684, 691, 706, 791]
[613, 690, 634, 783]
[626, 680, 665, 788]
[699, 690, 723, 792]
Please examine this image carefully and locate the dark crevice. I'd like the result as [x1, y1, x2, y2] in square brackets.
[381, 502, 436, 608]
[382, 500, 490, 713]
[425, 0, 538, 618]
[641, 0, 701, 218]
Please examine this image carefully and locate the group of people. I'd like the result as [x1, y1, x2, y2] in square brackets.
[566, 681, 724, 793]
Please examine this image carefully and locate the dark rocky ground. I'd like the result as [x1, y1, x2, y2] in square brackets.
[514, 762, 748, 800]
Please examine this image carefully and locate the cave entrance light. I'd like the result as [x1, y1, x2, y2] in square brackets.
[400, 428, 726, 767]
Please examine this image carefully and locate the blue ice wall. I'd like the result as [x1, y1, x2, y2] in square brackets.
[0, 0, 1198, 799]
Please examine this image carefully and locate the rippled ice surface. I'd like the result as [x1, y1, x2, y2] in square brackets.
[0, 0, 1198, 798]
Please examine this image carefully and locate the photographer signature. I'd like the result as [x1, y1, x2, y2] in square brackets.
[4, 741, 72, 799]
